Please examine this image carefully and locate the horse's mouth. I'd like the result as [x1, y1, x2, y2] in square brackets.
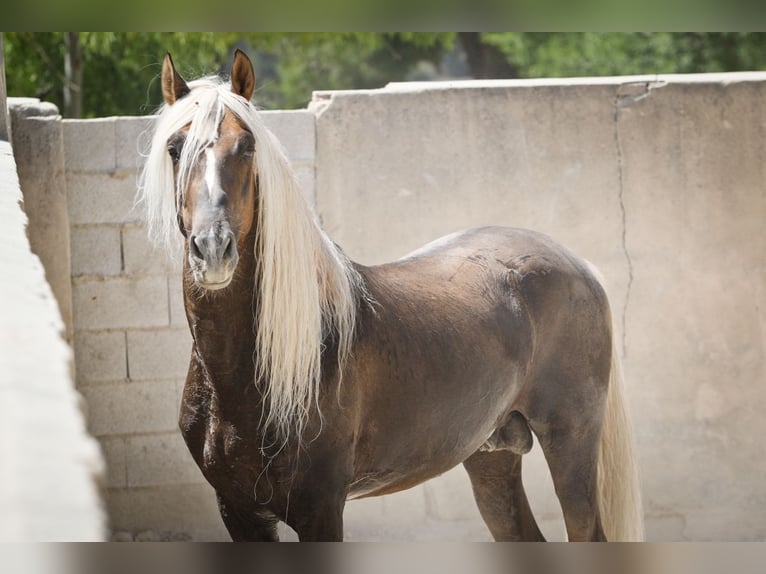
[196, 276, 234, 291]
[189, 257, 237, 291]
[191, 268, 235, 291]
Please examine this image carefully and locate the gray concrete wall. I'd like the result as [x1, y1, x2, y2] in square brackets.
[8, 98, 74, 342]
[33, 73, 766, 541]
[0, 105, 105, 539]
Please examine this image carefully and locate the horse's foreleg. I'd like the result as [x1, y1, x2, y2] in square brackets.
[217, 493, 280, 541]
[463, 449, 546, 541]
[284, 495, 345, 541]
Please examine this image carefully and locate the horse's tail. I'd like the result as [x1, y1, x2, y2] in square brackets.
[595, 323, 645, 541]
[583, 260, 644, 541]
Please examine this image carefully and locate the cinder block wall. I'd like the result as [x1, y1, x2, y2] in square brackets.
[63, 111, 317, 541]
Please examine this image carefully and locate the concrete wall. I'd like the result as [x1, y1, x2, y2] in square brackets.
[9, 99, 74, 342]
[19, 72, 763, 541]
[1, 79, 105, 539]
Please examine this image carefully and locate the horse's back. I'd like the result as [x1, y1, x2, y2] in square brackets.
[384, 226, 603, 307]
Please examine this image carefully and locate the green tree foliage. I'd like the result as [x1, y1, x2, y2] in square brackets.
[4, 32, 452, 115]
[253, 33, 453, 109]
[481, 33, 766, 77]
[5, 32, 241, 116]
[4, 33, 766, 117]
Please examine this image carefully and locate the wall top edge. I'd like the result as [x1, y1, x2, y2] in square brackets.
[7, 97, 60, 119]
[312, 71, 766, 102]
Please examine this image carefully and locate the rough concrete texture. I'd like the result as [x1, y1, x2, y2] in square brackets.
[615, 79, 766, 540]
[314, 74, 766, 541]
[8, 98, 74, 342]
[0, 140, 106, 541]
[34, 75, 765, 541]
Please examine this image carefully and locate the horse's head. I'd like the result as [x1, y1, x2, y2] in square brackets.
[161, 50, 257, 290]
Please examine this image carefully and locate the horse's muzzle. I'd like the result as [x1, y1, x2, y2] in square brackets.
[188, 229, 239, 290]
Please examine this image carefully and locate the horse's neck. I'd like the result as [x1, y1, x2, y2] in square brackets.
[183, 237, 258, 390]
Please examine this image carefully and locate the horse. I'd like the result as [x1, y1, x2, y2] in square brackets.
[138, 49, 644, 542]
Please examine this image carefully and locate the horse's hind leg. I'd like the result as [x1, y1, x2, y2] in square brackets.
[463, 450, 546, 541]
[531, 415, 606, 541]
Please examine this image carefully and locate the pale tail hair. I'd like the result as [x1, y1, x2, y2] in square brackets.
[587, 263, 645, 541]
[138, 77, 363, 445]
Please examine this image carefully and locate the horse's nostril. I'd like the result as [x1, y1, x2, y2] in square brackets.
[189, 235, 203, 260]
[222, 236, 234, 260]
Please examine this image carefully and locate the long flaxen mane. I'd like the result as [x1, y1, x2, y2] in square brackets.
[138, 76, 363, 445]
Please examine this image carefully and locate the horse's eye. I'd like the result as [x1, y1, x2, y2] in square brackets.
[240, 141, 255, 159]
[167, 141, 182, 163]
[237, 132, 255, 159]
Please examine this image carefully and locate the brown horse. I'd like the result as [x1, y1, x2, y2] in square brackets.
[139, 50, 643, 542]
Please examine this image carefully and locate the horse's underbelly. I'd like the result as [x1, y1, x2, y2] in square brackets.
[347, 422, 493, 499]
[348, 359, 524, 499]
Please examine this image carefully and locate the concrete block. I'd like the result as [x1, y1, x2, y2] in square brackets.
[72, 276, 169, 330]
[62, 118, 116, 173]
[681, 508, 765, 541]
[646, 514, 687, 541]
[73, 330, 127, 384]
[98, 437, 127, 488]
[80, 381, 179, 437]
[9, 100, 74, 341]
[262, 110, 315, 163]
[292, 162, 316, 208]
[125, 431, 203, 487]
[70, 225, 122, 277]
[122, 224, 172, 276]
[127, 328, 191, 381]
[168, 276, 187, 326]
[106, 483, 228, 541]
[67, 171, 142, 225]
[115, 116, 155, 171]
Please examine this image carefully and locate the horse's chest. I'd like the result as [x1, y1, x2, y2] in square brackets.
[201, 419, 242, 474]
[182, 395, 264, 494]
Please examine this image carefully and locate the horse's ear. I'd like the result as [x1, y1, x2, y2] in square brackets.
[162, 52, 190, 105]
[230, 49, 255, 102]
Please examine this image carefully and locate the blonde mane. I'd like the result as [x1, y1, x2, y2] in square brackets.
[138, 77, 363, 444]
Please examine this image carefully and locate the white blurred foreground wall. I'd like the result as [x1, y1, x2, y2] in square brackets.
[0, 125, 106, 541]
[6, 72, 765, 541]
